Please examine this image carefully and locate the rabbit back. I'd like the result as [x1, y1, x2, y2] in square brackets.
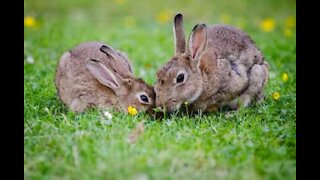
[199, 25, 268, 108]
[55, 41, 133, 112]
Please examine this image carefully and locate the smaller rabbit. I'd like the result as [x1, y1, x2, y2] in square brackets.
[154, 13, 269, 113]
[55, 41, 155, 113]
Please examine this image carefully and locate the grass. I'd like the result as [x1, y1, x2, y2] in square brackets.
[24, 0, 296, 179]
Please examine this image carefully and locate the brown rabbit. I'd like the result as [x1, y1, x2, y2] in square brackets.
[154, 13, 269, 113]
[55, 41, 155, 113]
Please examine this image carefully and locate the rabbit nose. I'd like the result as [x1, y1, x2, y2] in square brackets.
[155, 98, 166, 108]
[155, 98, 162, 107]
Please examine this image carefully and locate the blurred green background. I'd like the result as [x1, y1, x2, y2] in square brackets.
[25, 0, 296, 179]
[25, 0, 295, 84]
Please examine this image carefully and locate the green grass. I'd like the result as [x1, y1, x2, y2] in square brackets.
[24, 0, 296, 179]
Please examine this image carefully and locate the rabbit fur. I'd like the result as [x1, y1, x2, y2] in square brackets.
[55, 41, 155, 113]
[155, 13, 269, 113]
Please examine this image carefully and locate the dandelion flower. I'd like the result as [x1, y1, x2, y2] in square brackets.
[283, 28, 293, 38]
[144, 63, 152, 69]
[282, 73, 289, 82]
[128, 106, 138, 116]
[272, 92, 280, 100]
[285, 16, 296, 28]
[260, 18, 275, 32]
[156, 10, 172, 24]
[24, 16, 36, 27]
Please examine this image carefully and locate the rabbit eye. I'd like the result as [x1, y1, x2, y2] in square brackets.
[176, 74, 185, 83]
[140, 95, 149, 103]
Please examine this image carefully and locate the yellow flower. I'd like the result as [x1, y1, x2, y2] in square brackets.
[272, 92, 280, 100]
[124, 17, 136, 28]
[156, 10, 172, 24]
[285, 16, 296, 28]
[260, 18, 275, 32]
[24, 16, 36, 27]
[283, 28, 293, 38]
[128, 106, 138, 116]
[282, 73, 289, 82]
[184, 101, 188, 105]
[220, 14, 231, 23]
[114, 0, 126, 5]
[144, 63, 152, 69]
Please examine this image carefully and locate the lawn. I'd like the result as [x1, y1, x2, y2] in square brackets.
[24, 0, 296, 179]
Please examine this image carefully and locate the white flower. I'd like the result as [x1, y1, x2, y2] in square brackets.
[139, 69, 146, 76]
[26, 56, 34, 64]
[269, 71, 276, 79]
[103, 111, 112, 120]
[165, 119, 172, 126]
[44, 107, 49, 112]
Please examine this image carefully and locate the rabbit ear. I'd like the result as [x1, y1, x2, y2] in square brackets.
[115, 50, 133, 73]
[100, 45, 133, 74]
[85, 59, 123, 91]
[100, 45, 119, 60]
[188, 24, 207, 60]
[173, 13, 186, 55]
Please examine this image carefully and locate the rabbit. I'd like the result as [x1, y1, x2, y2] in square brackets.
[55, 41, 155, 114]
[154, 13, 269, 114]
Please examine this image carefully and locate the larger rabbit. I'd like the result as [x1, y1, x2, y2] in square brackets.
[55, 42, 155, 113]
[154, 13, 269, 113]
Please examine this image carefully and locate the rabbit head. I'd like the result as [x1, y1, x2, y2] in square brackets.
[55, 42, 155, 114]
[154, 13, 208, 112]
[85, 58, 155, 113]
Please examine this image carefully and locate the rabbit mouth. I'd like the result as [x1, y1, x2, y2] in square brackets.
[163, 101, 182, 114]
[154, 98, 185, 115]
